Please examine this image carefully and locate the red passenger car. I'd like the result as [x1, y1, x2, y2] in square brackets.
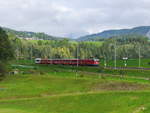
[35, 58, 99, 66]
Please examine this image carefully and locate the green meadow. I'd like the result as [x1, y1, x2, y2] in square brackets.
[1, 60, 150, 113]
[100, 58, 150, 68]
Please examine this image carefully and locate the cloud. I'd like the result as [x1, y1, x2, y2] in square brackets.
[0, 0, 150, 38]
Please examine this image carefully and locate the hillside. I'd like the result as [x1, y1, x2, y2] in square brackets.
[1, 60, 150, 113]
[78, 26, 150, 41]
[3, 27, 66, 40]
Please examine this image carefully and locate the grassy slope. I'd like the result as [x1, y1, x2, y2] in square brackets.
[1, 61, 150, 113]
[0, 74, 150, 113]
[101, 59, 150, 68]
[1, 73, 149, 99]
[0, 91, 150, 113]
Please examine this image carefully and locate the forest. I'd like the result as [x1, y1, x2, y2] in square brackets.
[8, 33, 150, 61]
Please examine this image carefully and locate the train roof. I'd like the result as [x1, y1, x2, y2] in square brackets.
[35, 58, 99, 61]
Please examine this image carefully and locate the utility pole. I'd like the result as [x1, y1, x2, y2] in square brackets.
[30, 45, 33, 64]
[114, 41, 117, 69]
[17, 47, 19, 65]
[76, 44, 79, 77]
[104, 56, 107, 68]
[77, 45, 79, 68]
[139, 46, 141, 68]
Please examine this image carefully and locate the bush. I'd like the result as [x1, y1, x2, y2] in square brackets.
[0, 63, 7, 80]
[0, 27, 14, 79]
[99, 66, 105, 73]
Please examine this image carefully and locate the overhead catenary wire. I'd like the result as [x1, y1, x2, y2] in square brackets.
[114, 40, 117, 69]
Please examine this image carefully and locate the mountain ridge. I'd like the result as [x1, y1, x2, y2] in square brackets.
[77, 26, 150, 41]
[2, 27, 67, 40]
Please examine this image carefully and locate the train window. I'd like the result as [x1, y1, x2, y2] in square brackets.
[35, 58, 41, 63]
[70, 60, 76, 63]
[94, 59, 99, 61]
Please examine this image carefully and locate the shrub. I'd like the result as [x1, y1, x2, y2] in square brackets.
[0, 27, 14, 79]
[0, 63, 7, 80]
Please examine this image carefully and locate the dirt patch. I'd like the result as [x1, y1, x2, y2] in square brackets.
[91, 82, 149, 91]
[133, 106, 146, 113]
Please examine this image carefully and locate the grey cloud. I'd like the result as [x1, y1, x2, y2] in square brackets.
[0, 0, 150, 38]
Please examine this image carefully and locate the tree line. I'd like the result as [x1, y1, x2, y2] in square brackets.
[9, 33, 150, 61]
[0, 28, 14, 78]
[1, 27, 150, 78]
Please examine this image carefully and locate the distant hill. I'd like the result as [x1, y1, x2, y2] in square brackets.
[2, 27, 66, 40]
[77, 26, 150, 41]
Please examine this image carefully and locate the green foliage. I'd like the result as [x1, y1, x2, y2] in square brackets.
[101, 35, 150, 60]
[78, 26, 150, 41]
[0, 28, 14, 61]
[3, 27, 65, 40]
[0, 63, 7, 79]
[9, 38, 103, 60]
[6, 30, 150, 64]
[0, 27, 14, 77]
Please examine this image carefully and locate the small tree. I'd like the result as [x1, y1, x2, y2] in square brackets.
[119, 70, 126, 78]
[0, 27, 14, 78]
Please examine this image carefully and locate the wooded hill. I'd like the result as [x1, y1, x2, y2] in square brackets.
[78, 26, 150, 41]
[1, 27, 150, 61]
[9, 33, 150, 61]
[2, 27, 66, 40]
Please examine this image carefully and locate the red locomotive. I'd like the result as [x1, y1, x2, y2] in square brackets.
[35, 58, 99, 66]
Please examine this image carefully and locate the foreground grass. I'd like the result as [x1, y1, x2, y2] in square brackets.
[0, 92, 150, 113]
[0, 72, 150, 113]
[1, 61, 150, 113]
[0, 74, 92, 99]
[0, 73, 149, 100]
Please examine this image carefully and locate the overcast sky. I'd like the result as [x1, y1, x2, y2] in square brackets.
[0, 0, 150, 38]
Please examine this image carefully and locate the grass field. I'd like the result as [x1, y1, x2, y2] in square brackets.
[13, 58, 150, 68]
[1, 73, 150, 113]
[1, 60, 150, 113]
[100, 58, 150, 68]
[1, 91, 150, 113]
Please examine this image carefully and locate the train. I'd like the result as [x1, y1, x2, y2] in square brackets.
[35, 58, 99, 66]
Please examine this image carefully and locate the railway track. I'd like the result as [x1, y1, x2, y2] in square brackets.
[106, 67, 150, 70]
